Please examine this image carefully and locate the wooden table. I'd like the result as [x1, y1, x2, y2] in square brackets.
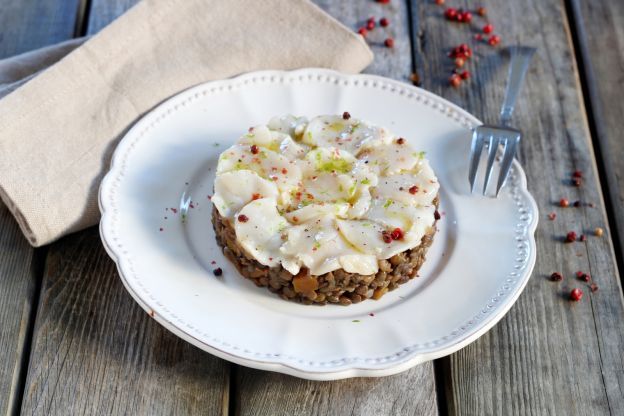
[1, 0, 623, 414]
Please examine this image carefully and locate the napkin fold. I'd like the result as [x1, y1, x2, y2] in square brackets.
[0, 0, 373, 247]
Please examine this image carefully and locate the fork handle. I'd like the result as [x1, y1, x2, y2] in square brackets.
[500, 46, 536, 126]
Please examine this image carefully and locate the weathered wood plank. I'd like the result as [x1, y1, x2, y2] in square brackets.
[19, 2, 230, 415]
[0, 1, 81, 414]
[236, 367, 437, 416]
[21, 229, 230, 415]
[235, 1, 439, 415]
[0, 205, 39, 416]
[570, 0, 624, 275]
[408, 0, 624, 414]
[0, 0, 82, 59]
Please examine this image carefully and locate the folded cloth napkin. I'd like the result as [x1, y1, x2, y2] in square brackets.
[0, 0, 373, 247]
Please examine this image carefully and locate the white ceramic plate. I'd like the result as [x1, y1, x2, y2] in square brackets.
[99, 68, 538, 380]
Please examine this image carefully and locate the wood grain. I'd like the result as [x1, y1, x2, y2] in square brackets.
[0, 205, 39, 416]
[20, 229, 230, 415]
[409, 0, 624, 414]
[235, 2, 439, 415]
[0, 1, 82, 414]
[236, 367, 437, 416]
[569, 0, 624, 274]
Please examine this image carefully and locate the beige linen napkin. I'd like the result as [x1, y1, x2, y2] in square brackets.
[0, 0, 373, 247]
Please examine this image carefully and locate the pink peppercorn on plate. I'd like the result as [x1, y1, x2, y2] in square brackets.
[99, 68, 538, 380]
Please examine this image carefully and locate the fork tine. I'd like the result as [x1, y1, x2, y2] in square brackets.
[468, 130, 486, 193]
[495, 135, 520, 196]
[482, 136, 500, 195]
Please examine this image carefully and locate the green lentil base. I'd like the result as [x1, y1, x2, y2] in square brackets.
[212, 198, 438, 306]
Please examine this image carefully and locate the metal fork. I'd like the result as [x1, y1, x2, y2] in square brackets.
[468, 46, 536, 196]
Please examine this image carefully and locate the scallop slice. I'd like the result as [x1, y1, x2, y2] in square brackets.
[302, 115, 392, 155]
[234, 198, 290, 268]
[301, 173, 354, 205]
[338, 255, 378, 275]
[295, 147, 358, 204]
[267, 114, 308, 139]
[216, 144, 302, 206]
[370, 160, 439, 207]
[283, 202, 350, 224]
[346, 185, 372, 218]
[238, 125, 280, 151]
[240, 126, 309, 160]
[358, 141, 423, 176]
[364, 198, 436, 234]
[211, 170, 279, 218]
[336, 218, 430, 260]
[279, 135, 309, 160]
[281, 215, 378, 275]
[302, 147, 357, 176]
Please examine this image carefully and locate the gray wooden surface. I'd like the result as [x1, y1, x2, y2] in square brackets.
[0, 1, 80, 414]
[20, 229, 229, 415]
[0, 206, 39, 416]
[409, 0, 624, 414]
[570, 0, 624, 274]
[1, 0, 624, 415]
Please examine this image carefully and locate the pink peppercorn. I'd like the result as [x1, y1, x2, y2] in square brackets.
[570, 288, 583, 301]
[445, 8, 458, 20]
[566, 231, 577, 243]
[488, 35, 501, 46]
[390, 228, 404, 240]
[382, 231, 392, 244]
[449, 74, 462, 87]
